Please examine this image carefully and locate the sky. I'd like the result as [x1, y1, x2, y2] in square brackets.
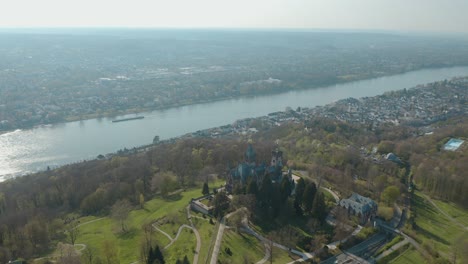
[1, 0, 467, 33]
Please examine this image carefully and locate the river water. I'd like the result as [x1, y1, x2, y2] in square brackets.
[1, 66, 468, 180]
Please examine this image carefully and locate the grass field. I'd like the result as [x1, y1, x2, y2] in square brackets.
[270, 247, 297, 263]
[389, 247, 425, 264]
[218, 229, 265, 263]
[163, 227, 196, 263]
[192, 215, 217, 264]
[74, 185, 217, 263]
[431, 198, 468, 227]
[67, 179, 226, 263]
[410, 191, 467, 256]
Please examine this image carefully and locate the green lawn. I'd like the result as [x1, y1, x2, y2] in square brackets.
[410, 191, 467, 257]
[163, 227, 196, 263]
[192, 216, 217, 264]
[431, 198, 468, 227]
[389, 247, 425, 264]
[76, 187, 212, 263]
[218, 229, 265, 264]
[270, 247, 297, 263]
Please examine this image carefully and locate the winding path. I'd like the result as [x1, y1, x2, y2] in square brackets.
[321, 187, 340, 204]
[186, 205, 201, 264]
[209, 213, 231, 264]
[75, 217, 105, 229]
[151, 205, 201, 264]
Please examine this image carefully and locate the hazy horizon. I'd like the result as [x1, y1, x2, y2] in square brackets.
[2, 0, 468, 34]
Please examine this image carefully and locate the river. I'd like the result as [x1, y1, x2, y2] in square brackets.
[1, 66, 468, 181]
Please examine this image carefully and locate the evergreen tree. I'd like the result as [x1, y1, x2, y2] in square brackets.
[182, 255, 190, 264]
[147, 246, 155, 264]
[213, 192, 230, 218]
[259, 174, 273, 208]
[294, 199, 303, 216]
[280, 176, 292, 202]
[246, 179, 258, 197]
[294, 178, 306, 205]
[154, 245, 165, 264]
[312, 192, 327, 223]
[303, 182, 317, 213]
[202, 182, 210, 196]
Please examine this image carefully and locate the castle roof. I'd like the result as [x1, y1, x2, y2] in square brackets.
[339, 193, 376, 215]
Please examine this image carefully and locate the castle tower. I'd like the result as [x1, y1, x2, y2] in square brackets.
[245, 143, 256, 164]
[271, 148, 283, 168]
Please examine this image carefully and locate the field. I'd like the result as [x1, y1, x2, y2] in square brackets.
[218, 229, 265, 263]
[76, 188, 199, 263]
[381, 191, 468, 264]
[410, 191, 467, 256]
[431, 198, 468, 227]
[191, 215, 217, 263]
[389, 247, 425, 264]
[45, 179, 226, 264]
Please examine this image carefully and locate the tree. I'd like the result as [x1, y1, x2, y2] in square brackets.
[24, 216, 50, 251]
[57, 242, 81, 264]
[294, 178, 306, 205]
[102, 240, 119, 264]
[381, 186, 400, 205]
[67, 220, 80, 245]
[153, 246, 165, 264]
[303, 182, 317, 213]
[312, 192, 327, 223]
[82, 245, 96, 264]
[280, 176, 292, 202]
[246, 179, 258, 197]
[151, 171, 180, 196]
[111, 199, 132, 233]
[141, 223, 154, 263]
[139, 193, 145, 209]
[213, 192, 230, 218]
[259, 174, 273, 208]
[202, 182, 210, 196]
[147, 246, 155, 264]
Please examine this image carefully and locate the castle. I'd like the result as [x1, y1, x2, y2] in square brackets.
[226, 144, 284, 192]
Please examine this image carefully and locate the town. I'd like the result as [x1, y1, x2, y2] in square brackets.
[185, 77, 468, 140]
[3, 32, 468, 131]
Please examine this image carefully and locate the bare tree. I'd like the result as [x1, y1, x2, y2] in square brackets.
[111, 199, 132, 233]
[140, 222, 154, 263]
[82, 246, 96, 264]
[57, 242, 81, 264]
[68, 220, 80, 245]
[102, 240, 119, 264]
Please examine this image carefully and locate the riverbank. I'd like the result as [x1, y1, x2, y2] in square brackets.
[1, 65, 467, 135]
[1, 66, 468, 179]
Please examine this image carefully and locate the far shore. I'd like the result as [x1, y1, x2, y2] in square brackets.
[2, 64, 466, 135]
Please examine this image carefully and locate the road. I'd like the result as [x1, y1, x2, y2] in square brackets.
[378, 223, 432, 260]
[186, 205, 201, 264]
[321, 233, 387, 264]
[209, 209, 239, 264]
[321, 187, 340, 204]
[374, 239, 409, 261]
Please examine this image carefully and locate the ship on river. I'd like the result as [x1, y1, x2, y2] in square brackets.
[112, 116, 145, 123]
